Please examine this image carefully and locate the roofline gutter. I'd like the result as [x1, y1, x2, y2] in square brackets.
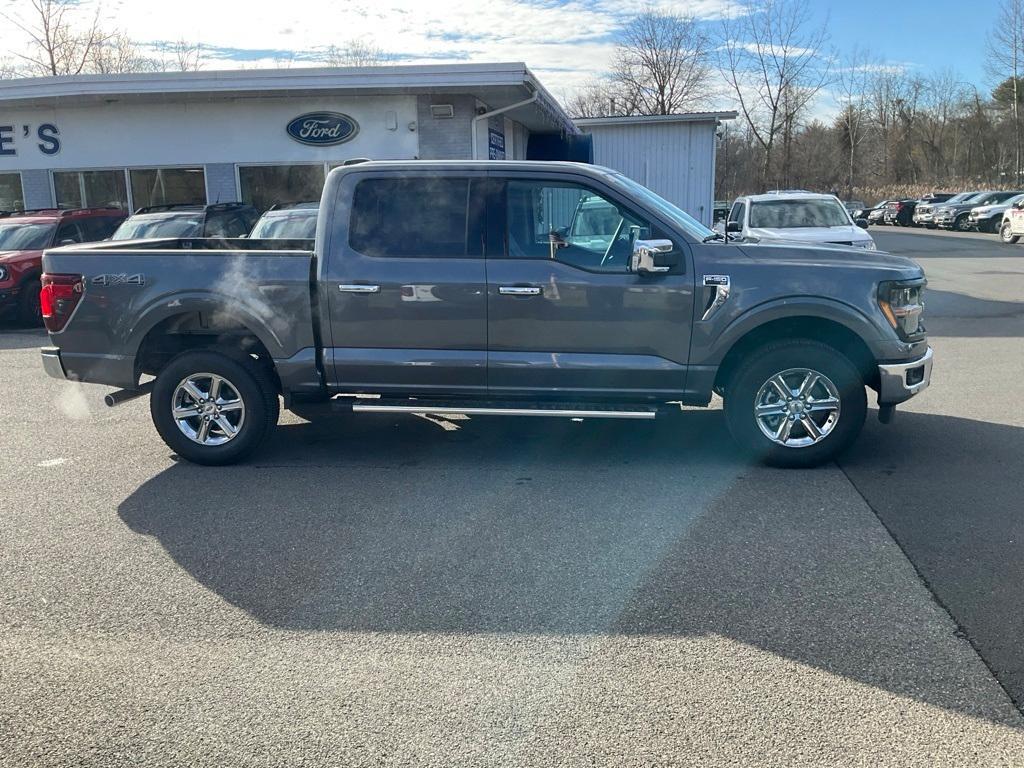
[471, 89, 539, 160]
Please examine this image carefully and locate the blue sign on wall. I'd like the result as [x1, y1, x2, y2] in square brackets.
[286, 112, 359, 146]
[488, 128, 506, 160]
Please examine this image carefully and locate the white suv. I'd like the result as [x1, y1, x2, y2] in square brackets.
[724, 192, 877, 250]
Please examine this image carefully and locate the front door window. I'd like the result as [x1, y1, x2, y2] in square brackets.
[505, 180, 649, 273]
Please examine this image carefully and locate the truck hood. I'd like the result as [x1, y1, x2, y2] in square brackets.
[971, 204, 1009, 216]
[736, 241, 924, 277]
[746, 225, 874, 247]
[0, 248, 42, 265]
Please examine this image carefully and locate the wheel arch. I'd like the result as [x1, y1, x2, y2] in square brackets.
[132, 304, 281, 392]
[712, 310, 879, 394]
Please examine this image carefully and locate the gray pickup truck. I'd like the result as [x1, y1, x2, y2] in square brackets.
[39, 160, 932, 467]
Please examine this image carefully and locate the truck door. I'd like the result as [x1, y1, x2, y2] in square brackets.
[323, 171, 488, 394]
[486, 174, 695, 399]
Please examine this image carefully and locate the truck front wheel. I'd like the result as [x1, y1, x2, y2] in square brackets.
[150, 350, 280, 465]
[723, 340, 867, 468]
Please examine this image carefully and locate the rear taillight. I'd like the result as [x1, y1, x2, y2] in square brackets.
[40, 273, 84, 332]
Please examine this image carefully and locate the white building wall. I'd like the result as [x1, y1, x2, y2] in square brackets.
[0, 94, 419, 171]
[584, 120, 718, 227]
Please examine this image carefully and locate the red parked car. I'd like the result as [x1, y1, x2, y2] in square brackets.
[0, 208, 126, 325]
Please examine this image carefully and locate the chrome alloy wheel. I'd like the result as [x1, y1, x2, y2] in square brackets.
[171, 372, 246, 446]
[754, 368, 841, 448]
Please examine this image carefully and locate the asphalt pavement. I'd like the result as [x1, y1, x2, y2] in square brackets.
[1, 226, 1023, 766]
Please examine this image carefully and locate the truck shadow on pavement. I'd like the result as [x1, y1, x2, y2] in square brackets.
[117, 409, 1024, 728]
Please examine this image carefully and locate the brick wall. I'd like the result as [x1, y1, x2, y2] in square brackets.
[416, 95, 475, 159]
[204, 163, 238, 203]
[20, 169, 53, 209]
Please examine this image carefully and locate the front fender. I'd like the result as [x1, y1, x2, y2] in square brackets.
[695, 296, 890, 367]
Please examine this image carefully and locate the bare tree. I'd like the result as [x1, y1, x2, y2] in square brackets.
[3, 0, 107, 76]
[322, 38, 387, 67]
[609, 11, 711, 115]
[90, 30, 160, 74]
[719, 0, 831, 189]
[835, 48, 875, 197]
[169, 39, 203, 72]
[987, 0, 1024, 184]
[563, 80, 626, 119]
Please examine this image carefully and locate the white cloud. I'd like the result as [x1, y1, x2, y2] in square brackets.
[1, 0, 740, 93]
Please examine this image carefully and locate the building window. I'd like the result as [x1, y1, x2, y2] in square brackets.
[0, 173, 24, 211]
[130, 168, 206, 209]
[238, 164, 326, 213]
[53, 170, 129, 210]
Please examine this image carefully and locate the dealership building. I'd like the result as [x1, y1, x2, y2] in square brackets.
[0, 62, 733, 225]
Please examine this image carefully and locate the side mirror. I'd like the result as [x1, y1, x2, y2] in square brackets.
[855, 218, 869, 230]
[59, 238, 77, 246]
[631, 239, 674, 275]
[1015, 201, 1024, 209]
[726, 221, 742, 233]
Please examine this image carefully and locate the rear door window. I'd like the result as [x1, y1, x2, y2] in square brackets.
[349, 177, 474, 257]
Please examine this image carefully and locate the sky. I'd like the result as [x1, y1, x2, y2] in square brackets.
[0, 0, 999, 114]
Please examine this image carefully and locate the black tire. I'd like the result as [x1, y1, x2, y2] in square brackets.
[723, 340, 867, 469]
[150, 349, 280, 465]
[17, 278, 42, 327]
[1001, 221, 1020, 244]
[953, 214, 971, 232]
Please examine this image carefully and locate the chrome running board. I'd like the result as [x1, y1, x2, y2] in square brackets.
[350, 403, 657, 419]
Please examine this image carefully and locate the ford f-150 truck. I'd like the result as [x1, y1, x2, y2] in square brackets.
[39, 161, 933, 467]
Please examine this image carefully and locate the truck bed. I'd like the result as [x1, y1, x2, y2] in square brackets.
[40, 238, 318, 391]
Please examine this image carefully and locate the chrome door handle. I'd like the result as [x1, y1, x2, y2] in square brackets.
[498, 286, 542, 296]
[338, 284, 380, 293]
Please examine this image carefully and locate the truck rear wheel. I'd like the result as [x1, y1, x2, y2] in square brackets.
[723, 340, 867, 468]
[150, 350, 280, 465]
[1001, 221, 1020, 244]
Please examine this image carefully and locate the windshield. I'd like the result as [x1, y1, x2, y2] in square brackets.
[978, 192, 1019, 205]
[112, 213, 204, 240]
[250, 211, 318, 239]
[0, 221, 55, 250]
[749, 199, 852, 229]
[606, 172, 715, 240]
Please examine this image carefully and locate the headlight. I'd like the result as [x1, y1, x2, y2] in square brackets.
[878, 280, 926, 340]
[0, 265, 8, 282]
[863, 240, 877, 250]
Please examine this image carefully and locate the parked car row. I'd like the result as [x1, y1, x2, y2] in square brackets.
[0, 200, 320, 326]
[856, 190, 1024, 237]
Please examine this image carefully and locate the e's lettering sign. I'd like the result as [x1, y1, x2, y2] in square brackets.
[0, 123, 61, 157]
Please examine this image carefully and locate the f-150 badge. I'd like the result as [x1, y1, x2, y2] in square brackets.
[702, 274, 731, 320]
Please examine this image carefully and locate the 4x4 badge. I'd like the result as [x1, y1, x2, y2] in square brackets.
[92, 273, 145, 287]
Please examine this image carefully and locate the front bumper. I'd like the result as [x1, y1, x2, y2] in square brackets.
[41, 346, 67, 380]
[877, 347, 933, 405]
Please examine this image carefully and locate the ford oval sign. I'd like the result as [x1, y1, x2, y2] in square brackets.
[286, 112, 359, 146]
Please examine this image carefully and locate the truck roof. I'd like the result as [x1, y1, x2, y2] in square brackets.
[739, 192, 840, 203]
[327, 159, 622, 180]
